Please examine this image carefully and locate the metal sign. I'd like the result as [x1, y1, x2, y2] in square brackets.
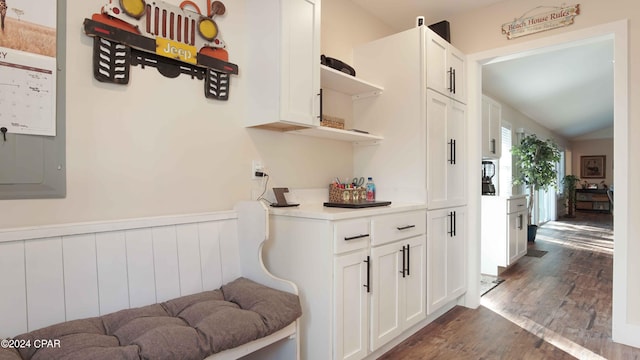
[502, 4, 580, 39]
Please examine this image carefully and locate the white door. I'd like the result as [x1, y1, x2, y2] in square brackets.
[448, 47, 466, 103]
[426, 209, 448, 314]
[427, 207, 466, 314]
[425, 29, 448, 97]
[402, 235, 426, 328]
[508, 212, 519, 264]
[447, 207, 466, 299]
[279, 0, 321, 125]
[427, 90, 467, 210]
[334, 250, 369, 360]
[516, 210, 528, 259]
[447, 99, 467, 207]
[370, 242, 402, 351]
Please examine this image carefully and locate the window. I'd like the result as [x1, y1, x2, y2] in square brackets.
[557, 150, 566, 195]
[498, 123, 513, 196]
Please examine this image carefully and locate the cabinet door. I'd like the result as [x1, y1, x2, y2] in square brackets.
[508, 211, 527, 264]
[334, 250, 369, 360]
[280, 0, 321, 125]
[402, 235, 426, 329]
[425, 30, 466, 104]
[516, 210, 528, 259]
[426, 209, 448, 314]
[447, 99, 467, 206]
[447, 207, 466, 299]
[482, 95, 502, 159]
[370, 242, 402, 351]
[245, 0, 320, 129]
[427, 207, 466, 314]
[426, 90, 467, 209]
[425, 30, 449, 97]
[448, 46, 466, 103]
[507, 212, 519, 264]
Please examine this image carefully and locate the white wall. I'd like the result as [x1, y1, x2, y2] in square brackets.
[0, 0, 378, 229]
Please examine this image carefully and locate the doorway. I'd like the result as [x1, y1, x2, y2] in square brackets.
[465, 20, 630, 347]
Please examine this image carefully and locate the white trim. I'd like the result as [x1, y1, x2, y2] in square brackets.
[464, 19, 634, 347]
[205, 321, 297, 360]
[0, 211, 237, 243]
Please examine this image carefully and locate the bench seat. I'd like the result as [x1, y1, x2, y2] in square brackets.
[0, 277, 301, 360]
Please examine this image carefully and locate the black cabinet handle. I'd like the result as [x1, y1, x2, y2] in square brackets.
[448, 139, 457, 165]
[318, 88, 323, 120]
[452, 68, 456, 94]
[406, 244, 411, 276]
[453, 139, 456, 164]
[447, 211, 457, 237]
[397, 225, 416, 231]
[363, 256, 370, 293]
[344, 234, 369, 241]
[448, 67, 454, 93]
[491, 138, 496, 154]
[399, 246, 406, 278]
[518, 214, 523, 230]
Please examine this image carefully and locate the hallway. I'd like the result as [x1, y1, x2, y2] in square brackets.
[380, 213, 640, 359]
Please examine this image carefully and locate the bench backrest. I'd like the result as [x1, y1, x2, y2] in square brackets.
[0, 201, 291, 339]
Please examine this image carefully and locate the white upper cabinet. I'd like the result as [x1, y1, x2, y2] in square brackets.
[482, 95, 502, 159]
[426, 90, 467, 210]
[245, 0, 321, 130]
[425, 31, 467, 104]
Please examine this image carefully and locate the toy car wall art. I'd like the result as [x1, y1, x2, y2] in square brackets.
[84, 0, 238, 100]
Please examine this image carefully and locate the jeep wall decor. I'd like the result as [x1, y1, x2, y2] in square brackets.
[84, 0, 239, 101]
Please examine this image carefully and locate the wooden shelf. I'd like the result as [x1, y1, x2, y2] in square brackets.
[320, 65, 383, 99]
[288, 126, 383, 144]
[575, 189, 611, 213]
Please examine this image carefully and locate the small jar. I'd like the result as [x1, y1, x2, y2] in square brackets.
[342, 189, 351, 202]
[352, 189, 360, 202]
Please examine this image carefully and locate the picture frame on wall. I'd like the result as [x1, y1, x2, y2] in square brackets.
[580, 155, 606, 178]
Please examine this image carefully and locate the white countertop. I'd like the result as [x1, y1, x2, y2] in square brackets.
[268, 202, 427, 220]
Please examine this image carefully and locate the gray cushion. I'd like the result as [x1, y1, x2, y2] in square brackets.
[6, 278, 300, 360]
[222, 277, 303, 334]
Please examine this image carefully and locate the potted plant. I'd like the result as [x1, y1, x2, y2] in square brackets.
[512, 134, 561, 241]
[562, 175, 581, 218]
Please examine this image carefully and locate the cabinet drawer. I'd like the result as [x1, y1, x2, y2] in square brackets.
[508, 197, 527, 213]
[371, 210, 426, 246]
[592, 194, 609, 201]
[334, 219, 370, 254]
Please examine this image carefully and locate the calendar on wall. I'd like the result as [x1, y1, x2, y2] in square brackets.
[0, 0, 57, 136]
[0, 52, 56, 136]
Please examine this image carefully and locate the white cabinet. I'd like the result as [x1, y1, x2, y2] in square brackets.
[426, 207, 467, 314]
[334, 249, 369, 360]
[508, 210, 527, 264]
[482, 95, 502, 159]
[426, 90, 467, 210]
[245, 0, 321, 130]
[370, 234, 426, 351]
[262, 208, 426, 360]
[352, 26, 467, 206]
[425, 31, 466, 104]
[481, 196, 528, 276]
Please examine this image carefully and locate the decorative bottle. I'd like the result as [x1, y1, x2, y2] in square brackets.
[366, 177, 376, 201]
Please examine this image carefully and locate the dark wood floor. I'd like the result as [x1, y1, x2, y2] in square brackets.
[379, 212, 640, 360]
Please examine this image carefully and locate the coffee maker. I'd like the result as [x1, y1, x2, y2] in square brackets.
[482, 161, 496, 195]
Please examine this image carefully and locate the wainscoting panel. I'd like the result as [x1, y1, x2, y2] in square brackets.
[0, 211, 238, 338]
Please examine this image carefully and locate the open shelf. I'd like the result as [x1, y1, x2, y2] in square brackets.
[320, 65, 383, 99]
[288, 126, 383, 144]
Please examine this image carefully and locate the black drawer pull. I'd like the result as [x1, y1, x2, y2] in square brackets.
[344, 234, 369, 241]
[363, 256, 371, 293]
[397, 225, 416, 231]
